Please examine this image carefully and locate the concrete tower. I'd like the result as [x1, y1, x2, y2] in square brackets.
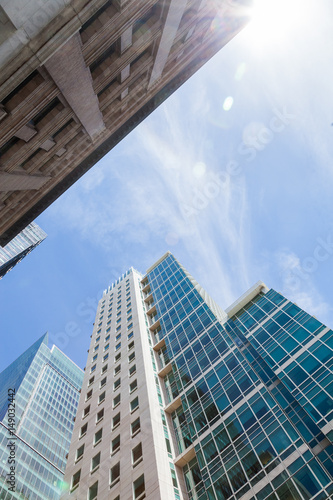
[62, 253, 333, 500]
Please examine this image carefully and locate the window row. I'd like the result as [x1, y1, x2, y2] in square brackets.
[72, 473, 145, 500]
[82, 394, 140, 421]
[74, 439, 143, 470]
[79, 415, 140, 448]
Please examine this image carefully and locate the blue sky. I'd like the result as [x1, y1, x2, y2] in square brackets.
[1, 0, 332, 372]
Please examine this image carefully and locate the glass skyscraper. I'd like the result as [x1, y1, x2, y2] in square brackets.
[0, 221, 47, 279]
[0, 333, 84, 499]
[63, 252, 333, 500]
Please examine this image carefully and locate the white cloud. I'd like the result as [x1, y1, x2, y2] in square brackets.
[273, 248, 332, 324]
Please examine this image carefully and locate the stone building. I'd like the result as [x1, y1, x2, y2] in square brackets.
[0, 0, 251, 245]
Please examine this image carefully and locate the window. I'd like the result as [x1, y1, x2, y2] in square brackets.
[110, 462, 120, 486]
[99, 391, 106, 404]
[132, 443, 143, 466]
[103, 353, 109, 362]
[128, 341, 134, 351]
[130, 396, 139, 413]
[105, 334, 110, 342]
[97, 329, 101, 334]
[114, 364, 121, 375]
[117, 311, 121, 317]
[83, 405, 90, 418]
[129, 364, 136, 377]
[94, 344, 99, 352]
[96, 408, 104, 423]
[76, 444, 84, 462]
[94, 428, 102, 445]
[88, 481, 98, 500]
[133, 474, 145, 500]
[104, 343, 110, 351]
[92, 354, 98, 362]
[165, 438, 172, 455]
[113, 394, 121, 408]
[115, 352, 121, 362]
[116, 333, 121, 341]
[115, 342, 121, 351]
[86, 389, 93, 401]
[127, 308, 132, 315]
[106, 327, 111, 333]
[130, 379, 137, 394]
[113, 413, 120, 429]
[127, 323, 133, 330]
[101, 364, 108, 374]
[95, 335, 100, 342]
[170, 467, 178, 488]
[91, 452, 100, 472]
[88, 376, 95, 386]
[127, 315, 132, 322]
[91, 364, 96, 373]
[71, 470, 81, 490]
[100, 377, 107, 388]
[116, 325, 121, 332]
[128, 332, 134, 340]
[112, 435, 120, 454]
[129, 352, 135, 363]
[107, 320, 111, 325]
[114, 378, 121, 391]
[80, 423, 88, 438]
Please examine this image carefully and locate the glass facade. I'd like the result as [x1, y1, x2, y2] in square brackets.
[0, 333, 83, 499]
[144, 253, 333, 500]
[0, 222, 46, 279]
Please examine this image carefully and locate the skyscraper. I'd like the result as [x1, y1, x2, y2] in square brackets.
[0, 221, 46, 279]
[62, 252, 333, 500]
[0, 0, 252, 245]
[0, 333, 84, 499]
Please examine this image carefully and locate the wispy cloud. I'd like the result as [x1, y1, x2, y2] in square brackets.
[272, 248, 332, 324]
[49, 82, 253, 309]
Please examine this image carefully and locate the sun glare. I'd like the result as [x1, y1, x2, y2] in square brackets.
[245, 0, 304, 48]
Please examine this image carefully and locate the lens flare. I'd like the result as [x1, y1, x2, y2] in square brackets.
[223, 96, 234, 111]
[245, 0, 305, 48]
[193, 162, 207, 178]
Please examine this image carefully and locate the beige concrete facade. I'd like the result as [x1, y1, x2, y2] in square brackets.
[62, 267, 188, 499]
[0, 0, 251, 245]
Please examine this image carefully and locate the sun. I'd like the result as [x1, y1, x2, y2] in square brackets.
[245, 0, 305, 48]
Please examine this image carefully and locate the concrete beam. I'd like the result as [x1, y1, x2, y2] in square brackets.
[119, 26, 132, 53]
[148, 0, 188, 88]
[44, 33, 105, 139]
[14, 124, 37, 142]
[40, 138, 55, 151]
[119, 64, 130, 83]
[0, 104, 7, 121]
